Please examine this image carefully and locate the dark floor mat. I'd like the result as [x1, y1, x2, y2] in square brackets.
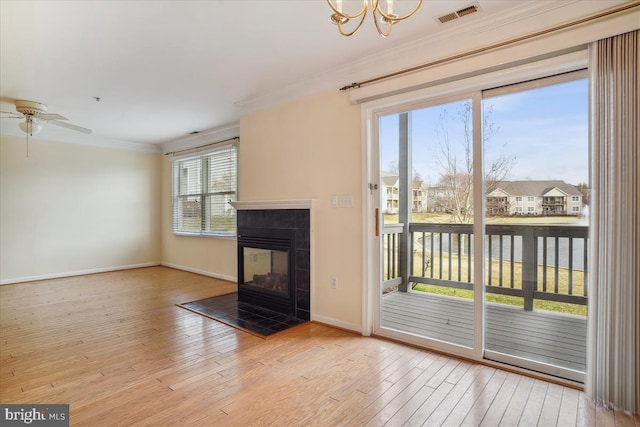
[177, 293, 307, 338]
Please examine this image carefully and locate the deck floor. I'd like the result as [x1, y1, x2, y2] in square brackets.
[381, 291, 587, 372]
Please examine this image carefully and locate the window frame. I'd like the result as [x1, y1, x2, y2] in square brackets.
[172, 142, 238, 238]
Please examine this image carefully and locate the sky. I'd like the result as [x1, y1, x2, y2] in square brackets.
[380, 78, 589, 186]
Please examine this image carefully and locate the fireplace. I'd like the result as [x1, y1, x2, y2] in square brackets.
[234, 204, 312, 321]
[237, 229, 295, 315]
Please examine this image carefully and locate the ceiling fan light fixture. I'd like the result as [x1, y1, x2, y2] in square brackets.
[3, 100, 93, 136]
[18, 117, 43, 136]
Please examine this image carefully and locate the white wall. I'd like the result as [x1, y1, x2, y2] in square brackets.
[0, 135, 161, 283]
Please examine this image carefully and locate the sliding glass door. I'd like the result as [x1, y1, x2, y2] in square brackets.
[379, 97, 479, 352]
[374, 70, 589, 381]
[482, 72, 589, 381]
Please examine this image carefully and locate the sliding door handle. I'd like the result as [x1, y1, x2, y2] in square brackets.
[375, 208, 379, 237]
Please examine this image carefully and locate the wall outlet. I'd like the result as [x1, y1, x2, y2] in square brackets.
[330, 276, 338, 289]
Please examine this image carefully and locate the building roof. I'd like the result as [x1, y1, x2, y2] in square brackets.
[382, 172, 398, 187]
[494, 180, 581, 197]
[382, 172, 425, 188]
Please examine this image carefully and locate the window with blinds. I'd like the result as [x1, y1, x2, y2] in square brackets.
[172, 143, 237, 236]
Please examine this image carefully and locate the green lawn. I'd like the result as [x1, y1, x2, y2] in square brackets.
[411, 284, 587, 316]
[408, 252, 587, 316]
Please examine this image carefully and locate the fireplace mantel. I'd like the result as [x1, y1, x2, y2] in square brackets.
[230, 199, 317, 210]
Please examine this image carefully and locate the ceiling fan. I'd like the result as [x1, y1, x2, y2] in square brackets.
[0, 100, 92, 136]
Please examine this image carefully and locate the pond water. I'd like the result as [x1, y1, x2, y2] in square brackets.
[418, 233, 586, 270]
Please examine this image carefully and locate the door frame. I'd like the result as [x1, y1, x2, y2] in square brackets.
[359, 50, 589, 380]
[362, 91, 484, 361]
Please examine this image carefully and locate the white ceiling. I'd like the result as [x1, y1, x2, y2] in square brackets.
[0, 1, 629, 151]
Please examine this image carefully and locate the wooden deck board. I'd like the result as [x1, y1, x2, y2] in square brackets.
[381, 291, 587, 372]
[381, 292, 475, 347]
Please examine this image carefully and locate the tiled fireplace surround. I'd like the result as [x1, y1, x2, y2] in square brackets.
[232, 200, 314, 321]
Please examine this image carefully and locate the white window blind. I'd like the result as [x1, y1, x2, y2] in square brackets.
[172, 144, 237, 237]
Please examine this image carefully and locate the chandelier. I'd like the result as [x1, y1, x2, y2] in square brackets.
[327, 0, 422, 37]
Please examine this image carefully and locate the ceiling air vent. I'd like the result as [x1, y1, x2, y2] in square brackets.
[436, 3, 480, 24]
[438, 12, 458, 24]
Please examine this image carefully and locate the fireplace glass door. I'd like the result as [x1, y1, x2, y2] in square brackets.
[242, 247, 289, 296]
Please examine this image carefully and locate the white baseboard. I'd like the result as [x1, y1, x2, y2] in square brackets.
[160, 262, 237, 283]
[311, 314, 362, 335]
[0, 262, 161, 285]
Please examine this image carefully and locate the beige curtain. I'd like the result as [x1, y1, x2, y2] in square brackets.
[587, 30, 639, 414]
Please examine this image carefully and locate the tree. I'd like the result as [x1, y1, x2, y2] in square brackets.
[433, 102, 515, 223]
[387, 160, 399, 175]
[576, 182, 590, 206]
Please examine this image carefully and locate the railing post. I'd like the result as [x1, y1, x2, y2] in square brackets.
[398, 112, 412, 292]
[522, 227, 536, 311]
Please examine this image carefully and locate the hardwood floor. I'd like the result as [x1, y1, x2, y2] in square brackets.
[1, 266, 637, 426]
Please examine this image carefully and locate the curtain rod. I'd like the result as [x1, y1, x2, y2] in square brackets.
[164, 136, 239, 156]
[339, 1, 640, 91]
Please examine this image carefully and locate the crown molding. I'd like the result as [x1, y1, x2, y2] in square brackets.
[161, 122, 240, 154]
[234, 1, 624, 116]
[0, 127, 161, 153]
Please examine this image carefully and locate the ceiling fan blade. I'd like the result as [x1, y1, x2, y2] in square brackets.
[48, 120, 92, 134]
[0, 110, 23, 119]
[35, 112, 67, 121]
